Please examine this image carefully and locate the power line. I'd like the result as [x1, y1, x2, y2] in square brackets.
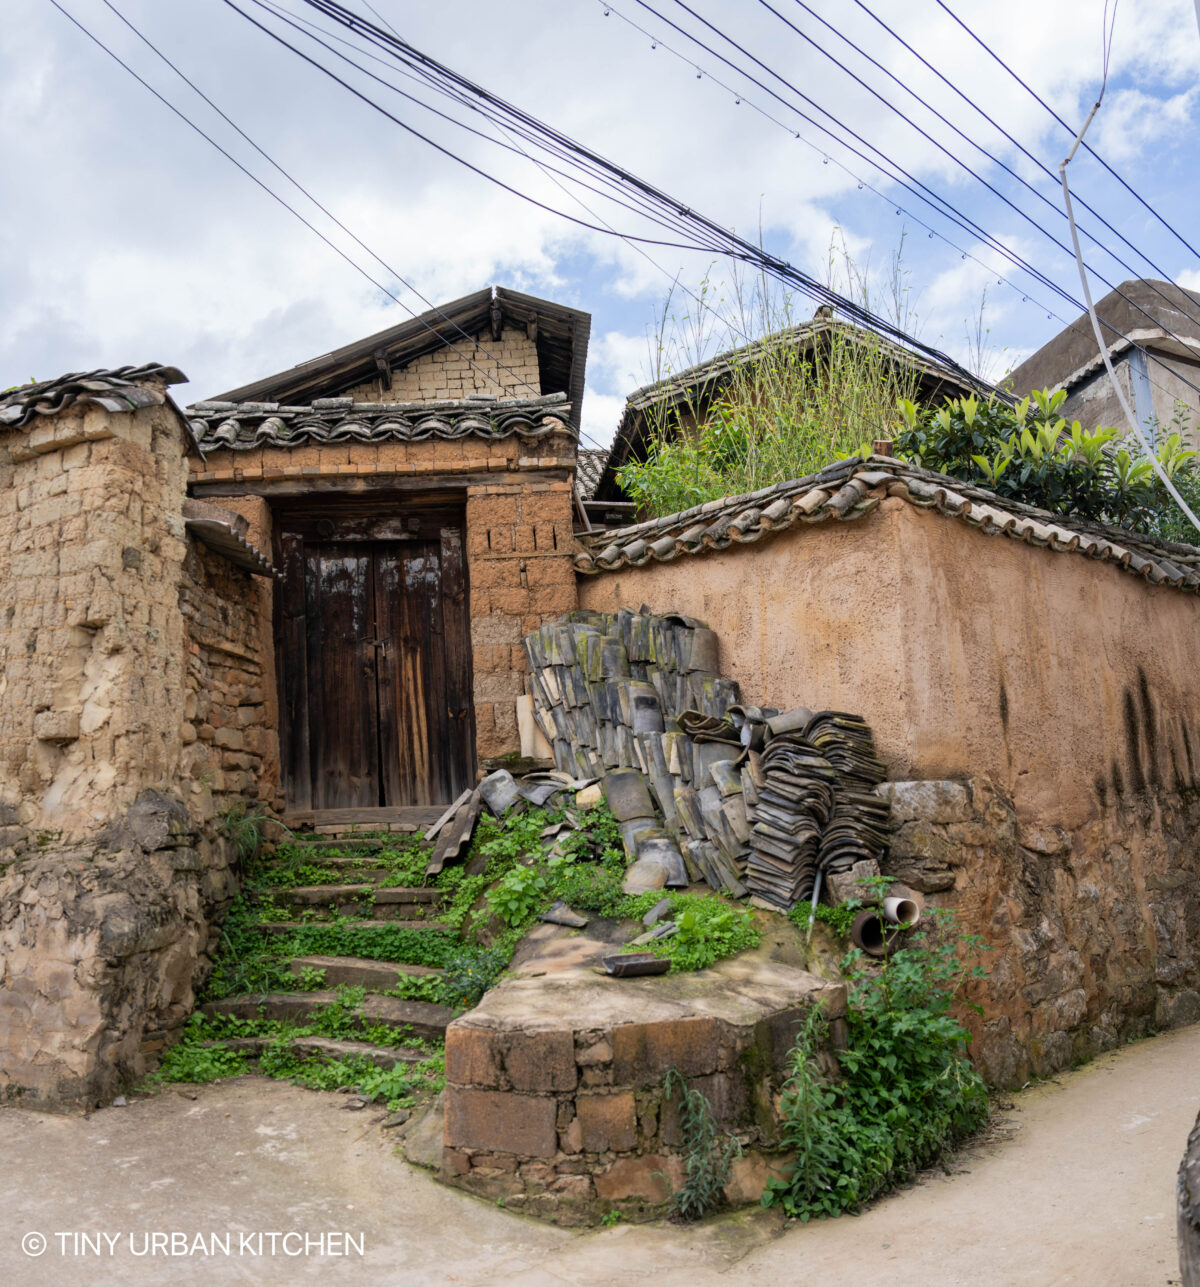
[618, 0, 1200, 408]
[254, 0, 733, 257]
[603, 0, 1074, 315]
[787, 0, 1200, 332]
[238, 0, 995, 393]
[935, 0, 1200, 264]
[51, 0, 612, 453]
[662, 0, 1200, 366]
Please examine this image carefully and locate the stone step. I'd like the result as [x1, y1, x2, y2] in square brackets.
[210, 1035, 432, 1070]
[203, 991, 453, 1042]
[288, 955, 443, 990]
[263, 886, 445, 920]
[256, 919, 455, 935]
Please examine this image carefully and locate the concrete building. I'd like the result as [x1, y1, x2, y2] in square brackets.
[1007, 279, 1200, 442]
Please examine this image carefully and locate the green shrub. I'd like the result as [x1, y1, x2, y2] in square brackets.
[765, 910, 990, 1220]
[892, 389, 1198, 532]
[645, 894, 760, 972]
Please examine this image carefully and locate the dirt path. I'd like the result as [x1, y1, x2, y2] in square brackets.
[1, 1023, 1197, 1287]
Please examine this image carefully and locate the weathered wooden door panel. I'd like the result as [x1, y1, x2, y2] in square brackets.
[304, 544, 380, 809]
[275, 505, 475, 812]
[277, 532, 312, 812]
[438, 527, 476, 801]
[374, 542, 435, 807]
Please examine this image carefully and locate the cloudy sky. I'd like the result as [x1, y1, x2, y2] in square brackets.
[4, 0, 1200, 448]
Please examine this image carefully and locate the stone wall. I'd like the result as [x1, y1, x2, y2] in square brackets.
[882, 777, 1200, 1086]
[0, 398, 261, 1109]
[441, 957, 845, 1223]
[190, 424, 580, 779]
[179, 542, 274, 814]
[342, 326, 541, 402]
[1180, 1106, 1200, 1287]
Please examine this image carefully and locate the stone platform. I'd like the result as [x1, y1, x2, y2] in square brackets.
[439, 924, 845, 1223]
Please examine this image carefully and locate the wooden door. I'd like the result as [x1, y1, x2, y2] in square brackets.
[275, 507, 474, 811]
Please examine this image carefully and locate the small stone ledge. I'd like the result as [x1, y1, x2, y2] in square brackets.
[439, 942, 841, 1224]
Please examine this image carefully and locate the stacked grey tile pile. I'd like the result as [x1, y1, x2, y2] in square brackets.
[522, 610, 892, 909]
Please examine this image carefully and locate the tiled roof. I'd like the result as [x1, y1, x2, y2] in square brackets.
[182, 500, 277, 578]
[593, 318, 990, 502]
[188, 392, 573, 452]
[0, 364, 186, 429]
[575, 447, 610, 500]
[574, 456, 1200, 595]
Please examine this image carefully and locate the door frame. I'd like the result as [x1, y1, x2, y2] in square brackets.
[271, 493, 476, 812]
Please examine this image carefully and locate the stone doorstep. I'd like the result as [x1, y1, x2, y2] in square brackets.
[202, 991, 454, 1042]
[257, 920, 454, 935]
[288, 955, 443, 990]
[208, 1035, 430, 1069]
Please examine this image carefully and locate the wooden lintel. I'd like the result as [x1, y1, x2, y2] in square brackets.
[190, 469, 572, 499]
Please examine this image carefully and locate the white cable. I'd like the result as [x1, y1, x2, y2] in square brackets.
[1058, 20, 1200, 538]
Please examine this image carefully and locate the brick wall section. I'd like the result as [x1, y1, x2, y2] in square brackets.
[189, 422, 580, 771]
[342, 326, 541, 401]
[466, 479, 577, 759]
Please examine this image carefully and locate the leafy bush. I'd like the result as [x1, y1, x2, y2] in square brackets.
[147, 1017, 249, 1084]
[485, 863, 552, 928]
[892, 389, 1198, 532]
[437, 946, 511, 1010]
[619, 327, 919, 517]
[764, 910, 990, 1220]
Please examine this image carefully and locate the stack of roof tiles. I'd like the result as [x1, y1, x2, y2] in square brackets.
[522, 609, 892, 909]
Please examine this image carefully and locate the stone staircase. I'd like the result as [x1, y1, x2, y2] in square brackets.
[203, 832, 458, 1081]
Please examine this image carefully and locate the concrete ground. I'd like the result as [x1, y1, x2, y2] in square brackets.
[1, 1025, 1197, 1287]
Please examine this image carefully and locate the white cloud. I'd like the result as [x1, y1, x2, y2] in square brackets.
[2, 0, 1198, 408]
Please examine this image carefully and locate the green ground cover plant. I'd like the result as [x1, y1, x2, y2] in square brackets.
[787, 899, 859, 938]
[765, 909, 990, 1220]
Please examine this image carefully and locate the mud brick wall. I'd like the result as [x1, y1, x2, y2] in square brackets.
[880, 778, 1200, 1087]
[466, 479, 577, 760]
[0, 399, 255, 1110]
[342, 326, 541, 401]
[190, 424, 580, 771]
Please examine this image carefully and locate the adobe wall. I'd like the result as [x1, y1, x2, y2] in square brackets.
[190, 422, 579, 780]
[0, 400, 264, 1110]
[342, 326, 541, 402]
[579, 499, 1200, 1083]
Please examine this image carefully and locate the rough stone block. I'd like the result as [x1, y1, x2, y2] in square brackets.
[577, 1092, 637, 1153]
[611, 1018, 721, 1083]
[33, 710, 80, 744]
[444, 1087, 558, 1158]
[879, 780, 972, 824]
[593, 1154, 683, 1203]
[504, 1030, 578, 1093]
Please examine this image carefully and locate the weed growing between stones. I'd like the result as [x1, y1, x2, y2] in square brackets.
[660, 1068, 742, 1221]
[787, 899, 858, 939]
[765, 910, 990, 1220]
